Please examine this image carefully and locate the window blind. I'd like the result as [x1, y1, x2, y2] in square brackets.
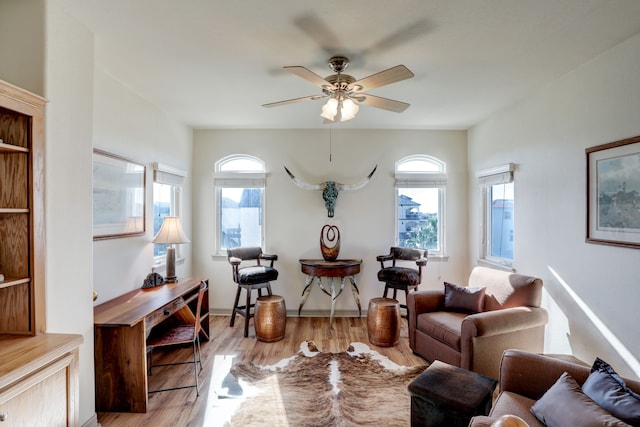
[395, 172, 447, 188]
[476, 164, 515, 186]
[152, 162, 186, 186]
[214, 172, 265, 188]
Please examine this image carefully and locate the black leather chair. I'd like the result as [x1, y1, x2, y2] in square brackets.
[227, 247, 279, 337]
[377, 247, 427, 314]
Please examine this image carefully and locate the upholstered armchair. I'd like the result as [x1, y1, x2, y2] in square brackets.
[377, 247, 427, 314]
[406, 266, 548, 380]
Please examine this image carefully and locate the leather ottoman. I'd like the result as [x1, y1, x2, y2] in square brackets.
[408, 360, 497, 427]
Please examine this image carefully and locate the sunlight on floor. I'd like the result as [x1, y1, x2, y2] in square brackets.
[202, 354, 290, 426]
[548, 266, 640, 377]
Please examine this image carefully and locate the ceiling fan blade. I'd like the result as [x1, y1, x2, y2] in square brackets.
[262, 94, 327, 108]
[284, 66, 332, 89]
[349, 65, 414, 92]
[357, 94, 410, 113]
[293, 13, 343, 58]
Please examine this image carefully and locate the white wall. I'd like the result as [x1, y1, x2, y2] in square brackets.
[192, 129, 469, 317]
[0, 0, 44, 94]
[468, 32, 640, 379]
[44, 4, 192, 425]
[92, 69, 193, 303]
[45, 4, 96, 424]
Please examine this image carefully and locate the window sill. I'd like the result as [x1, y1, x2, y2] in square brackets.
[477, 258, 514, 272]
[426, 255, 449, 262]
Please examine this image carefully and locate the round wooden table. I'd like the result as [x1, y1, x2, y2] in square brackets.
[298, 259, 362, 328]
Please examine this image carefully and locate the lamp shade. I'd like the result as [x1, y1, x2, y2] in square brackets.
[152, 216, 190, 244]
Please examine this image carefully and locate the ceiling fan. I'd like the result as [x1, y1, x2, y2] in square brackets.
[262, 55, 414, 122]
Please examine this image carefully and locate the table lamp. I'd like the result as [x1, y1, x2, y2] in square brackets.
[152, 216, 190, 282]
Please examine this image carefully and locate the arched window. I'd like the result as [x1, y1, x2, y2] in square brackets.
[395, 155, 447, 257]
[214, 155, 266, 253]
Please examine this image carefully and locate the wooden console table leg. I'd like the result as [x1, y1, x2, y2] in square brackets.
[94, 322, 147, 413]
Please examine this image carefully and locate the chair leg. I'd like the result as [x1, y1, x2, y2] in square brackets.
[193, 337, 200, 397]
[404, 287, 411, 318]
[244, 286, 252, 337]
[267, 283, 272, 296]
[196, 334, 203, 371]
[147, 348, 153, 375]
[383, 284, 390, 298]
[230, 285, 242, 327]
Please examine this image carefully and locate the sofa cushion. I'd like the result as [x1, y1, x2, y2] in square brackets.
[416, 311, 466, 350]
[530, 372, 631, 427]
[582, 358, 640, 426]
[490, 392, 543, 427]
[444, 282, 486, 313]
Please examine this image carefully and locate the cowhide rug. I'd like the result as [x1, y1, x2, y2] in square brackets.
[217, 341, 428, 427]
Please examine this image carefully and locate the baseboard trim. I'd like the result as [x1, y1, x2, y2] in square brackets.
[82, 413, 99, 427]
[207, 309, 366, 318]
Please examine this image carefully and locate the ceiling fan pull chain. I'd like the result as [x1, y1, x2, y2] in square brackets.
[329, 127, 332, 162]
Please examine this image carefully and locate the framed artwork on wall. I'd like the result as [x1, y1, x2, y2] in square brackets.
[586, 135, 640, 248]
[93, 149, 146, 240]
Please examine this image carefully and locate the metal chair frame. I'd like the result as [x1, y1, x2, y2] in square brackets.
[146, 280, 208, 396]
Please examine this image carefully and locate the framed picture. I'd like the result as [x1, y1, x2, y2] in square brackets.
[93, 149, 146, 240]
[586, 135, 640, 248]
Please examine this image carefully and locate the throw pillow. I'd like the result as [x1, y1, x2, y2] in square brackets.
[582, 357, 640, 426]
[443, 282, 486, 314]
[530, 371, 631, 427]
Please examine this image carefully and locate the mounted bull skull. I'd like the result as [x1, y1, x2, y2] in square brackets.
[284, 165, 377, 217]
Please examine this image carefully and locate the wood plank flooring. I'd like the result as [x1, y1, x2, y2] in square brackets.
[97, 315, 427, 427]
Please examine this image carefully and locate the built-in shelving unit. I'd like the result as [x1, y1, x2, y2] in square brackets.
[0, 81, 45, 335]
[0, 79, 82, 426]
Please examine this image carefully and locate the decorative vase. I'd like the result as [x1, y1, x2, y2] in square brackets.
[320, 224, 340, 261]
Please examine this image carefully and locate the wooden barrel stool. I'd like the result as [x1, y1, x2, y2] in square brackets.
[254, 295, 286, 342]
[367, 297, 400, 347]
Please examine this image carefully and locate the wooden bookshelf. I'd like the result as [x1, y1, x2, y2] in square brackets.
[0, 80, 45, 335]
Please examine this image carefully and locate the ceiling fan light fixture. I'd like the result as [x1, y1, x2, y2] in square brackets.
[340, 98, 359, 121]
[321, 95, 359, 122]
[321, 97, 339, 121]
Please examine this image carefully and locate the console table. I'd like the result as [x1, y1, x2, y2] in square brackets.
[298, 259, 362, 327]
[94, 277, 209, 413]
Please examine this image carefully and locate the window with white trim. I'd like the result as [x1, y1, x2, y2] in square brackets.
[395, 155, 446, 257]
[152, 162, 185, 265]
[214, 155, 265, 254]
[477, 164, 515, 267]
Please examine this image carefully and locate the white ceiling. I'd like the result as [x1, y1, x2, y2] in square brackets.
[57, 0, 640, 130]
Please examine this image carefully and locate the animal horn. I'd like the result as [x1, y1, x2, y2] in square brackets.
[284, 166, 323, 191]
[338, 165, 377, 191]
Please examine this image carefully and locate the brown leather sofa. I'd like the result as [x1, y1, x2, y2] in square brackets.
[469, 349, 640, 426]
[407, 266, 548, 380]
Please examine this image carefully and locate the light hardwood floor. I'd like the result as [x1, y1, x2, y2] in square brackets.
[97, 315, 427, 427]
